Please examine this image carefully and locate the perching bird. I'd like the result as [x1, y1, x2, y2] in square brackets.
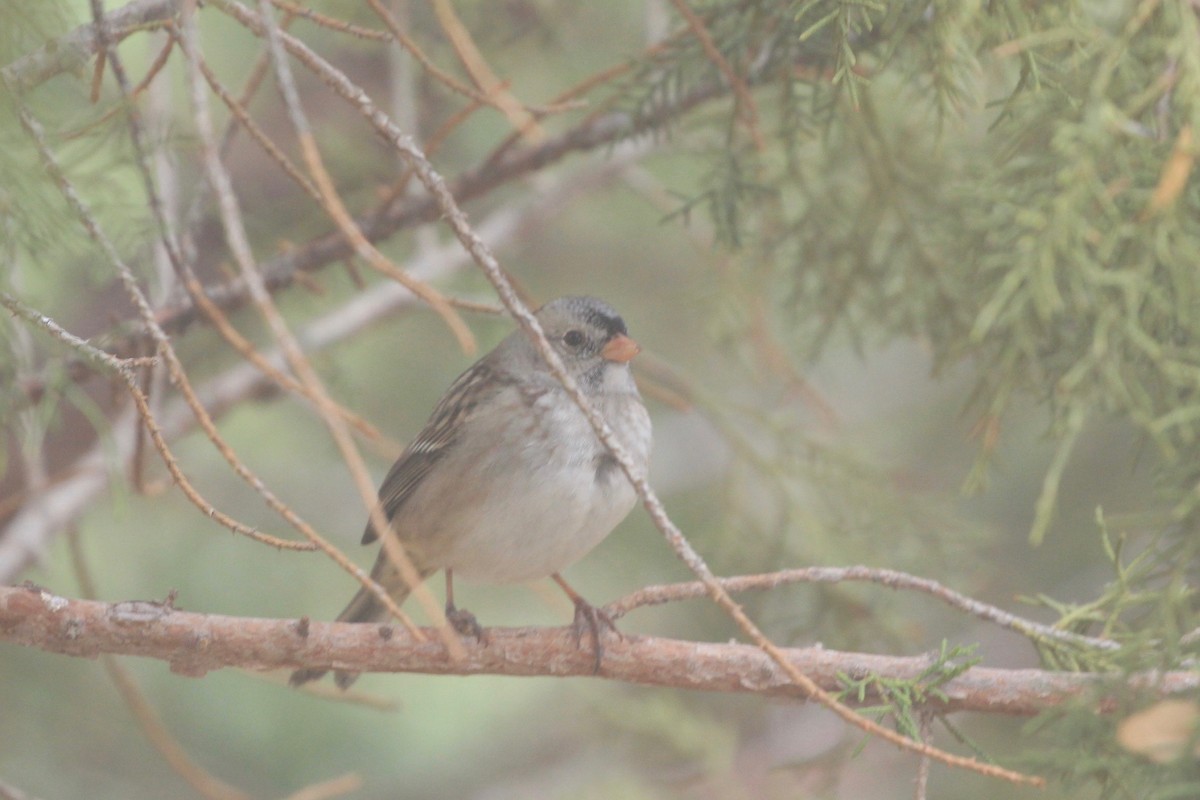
[290, 296, 652, 688]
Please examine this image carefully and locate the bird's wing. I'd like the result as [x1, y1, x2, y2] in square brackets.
[361, 362, 502, 544]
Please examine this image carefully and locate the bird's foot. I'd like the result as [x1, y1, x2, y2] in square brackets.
[570, 598, 622, 674]
[445, 603, 486, 642]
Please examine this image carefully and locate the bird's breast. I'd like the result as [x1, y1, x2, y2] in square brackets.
[412, 386, 649, 583]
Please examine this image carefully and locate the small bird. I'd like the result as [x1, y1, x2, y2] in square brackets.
[291, 296, 652, 688]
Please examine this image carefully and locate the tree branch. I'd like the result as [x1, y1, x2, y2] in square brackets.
[1, 0, 185, 93]
[3, 585, 1194, 717]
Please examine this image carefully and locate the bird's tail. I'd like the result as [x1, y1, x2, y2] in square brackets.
[289, 555, 429, 689]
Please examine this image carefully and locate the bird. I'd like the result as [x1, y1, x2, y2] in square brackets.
[290, 296, 652, 688]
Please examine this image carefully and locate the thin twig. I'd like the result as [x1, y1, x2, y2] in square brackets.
[187, 37, 322, 201]
[364, 0, 572, 121]
[152, 35, 380, 441]
[0, 293, 146, 376]
[178, 9, 295, 269]
[605, 567, 1121, 653]
[270, 0, 389, 41]
[430, 0, 544, 143]
[220, 9, 479, 355]
[915, 712, 932, 800]
[0, 291, 310, 552]
[243, 0, 463, 654]
[667, 0, 765, 150]
[474, 33, 679, 177]
[60, 30, 176, 141]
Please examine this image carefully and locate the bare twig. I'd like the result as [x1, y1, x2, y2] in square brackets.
[915, 713, 932, 800]
[365, 0, 506, 109]
[178, 9, 294, 270]
[606, 567, 1121, 653]
[365, 0, 573, 122]
[269, 0, 389, 41]
[59, 30, 176, 141]
[186, 39, 322, 202]
[667, 0, 764, 149]
[430, 0, 545, 143]
[0, 291, 311, 555]
[173, 260, 383, 440]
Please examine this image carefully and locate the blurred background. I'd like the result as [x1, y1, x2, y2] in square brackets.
[2, 1, 1197, 798]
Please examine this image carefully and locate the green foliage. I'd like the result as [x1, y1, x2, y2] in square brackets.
[1022, 510, 1200, 673]
[838, 640, 981, 740]
[1025, 695, 1200, 800]
[623, 0, 1200, 530]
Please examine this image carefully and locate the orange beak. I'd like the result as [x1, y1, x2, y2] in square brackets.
[601, 333, 640, 363]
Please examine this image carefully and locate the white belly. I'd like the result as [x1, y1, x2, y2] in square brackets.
[393, 382, 650, 584]
[442, 460, 637, 583]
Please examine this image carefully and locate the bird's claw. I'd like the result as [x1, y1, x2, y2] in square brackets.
[571, 599, 621, 674]
[446, 603, 486, 642]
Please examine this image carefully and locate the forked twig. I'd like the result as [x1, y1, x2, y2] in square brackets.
[430, 0, 545, 143]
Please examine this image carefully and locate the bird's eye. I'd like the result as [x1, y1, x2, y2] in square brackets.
[563, 329, 585, 348]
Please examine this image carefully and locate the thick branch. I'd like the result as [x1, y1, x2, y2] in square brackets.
[3, 585, 1195, 716]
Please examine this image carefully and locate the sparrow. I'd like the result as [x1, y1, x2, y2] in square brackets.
[291, 296, 652, 687]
